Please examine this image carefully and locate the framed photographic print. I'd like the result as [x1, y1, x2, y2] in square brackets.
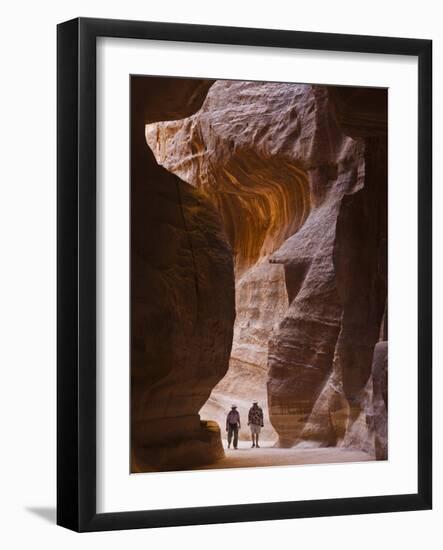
[57, 17, 432, 531]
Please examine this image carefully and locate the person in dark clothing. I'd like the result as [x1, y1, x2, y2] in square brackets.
[226, 405, 241, 449]
[248, 400, 264, 448]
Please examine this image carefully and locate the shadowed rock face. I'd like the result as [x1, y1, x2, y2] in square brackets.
[131, 77, 235, 472]
[327, 90, 387, 455]
[371, 341, 388, 460]
[132, 76, 215, 125]
[332, 136, 387, 410]
[147, 80, 387, 457]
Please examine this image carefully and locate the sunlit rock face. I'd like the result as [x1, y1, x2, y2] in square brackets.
[131, 77, 236, 472]
[146, 80, 387, 456]
[146, 82, 312, 277]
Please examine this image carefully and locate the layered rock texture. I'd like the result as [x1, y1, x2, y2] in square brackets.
[131, 77, 235, 472]
[146, 80, 388, 458]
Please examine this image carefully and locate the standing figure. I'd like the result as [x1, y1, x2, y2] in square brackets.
[248, 400, 264, 448]
[226, 405, 241, 449]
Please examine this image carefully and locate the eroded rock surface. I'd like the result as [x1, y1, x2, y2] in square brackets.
[131, 77, 235, 472]
[145, 80, 387, 458]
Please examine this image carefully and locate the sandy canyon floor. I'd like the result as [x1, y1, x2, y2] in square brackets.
[199, 441, 374, 470]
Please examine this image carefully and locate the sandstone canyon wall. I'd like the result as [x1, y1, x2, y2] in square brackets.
[131, 77, 236, 472]
[146, 80, 387, 457]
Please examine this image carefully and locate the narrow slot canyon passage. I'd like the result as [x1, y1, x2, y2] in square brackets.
[145, 107, 314, 456]
[191, 155, 312, 449]
[131, 77, 387, 473]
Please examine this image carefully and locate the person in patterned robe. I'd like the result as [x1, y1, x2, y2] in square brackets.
[248, 400, 264, 448]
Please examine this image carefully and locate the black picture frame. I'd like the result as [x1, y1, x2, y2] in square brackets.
[57, 17, 432, 532]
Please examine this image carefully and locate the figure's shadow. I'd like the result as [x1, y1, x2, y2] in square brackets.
[26, 507, 56, 524]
